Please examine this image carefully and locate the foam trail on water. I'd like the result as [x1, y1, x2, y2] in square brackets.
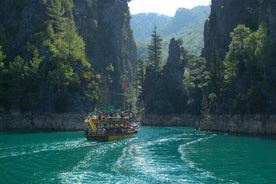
[178, 134, 238, 184]
[112, 132, 194, 183]
[59, 140, 133, 183]
[0, 138, 90, 159]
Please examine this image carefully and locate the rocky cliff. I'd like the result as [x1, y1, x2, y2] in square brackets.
[73, 0, 137, 107]
[0, 0, 136, 110]
[202, 0, 276, 62]
[142, 38, 187, 115]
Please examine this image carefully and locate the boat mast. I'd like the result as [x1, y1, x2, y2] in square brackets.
[104, 63, 114, 113]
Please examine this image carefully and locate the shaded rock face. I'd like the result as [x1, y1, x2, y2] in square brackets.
[76, 0, 136, 74]
[260, 0, 276, 40]
[167, 38, 180, 66]
[202, 0, 276, 62]
[73, 0, 137, 107]
[143, 38, 187, 115]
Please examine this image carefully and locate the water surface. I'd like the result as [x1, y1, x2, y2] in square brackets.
[1, 127, 275, 183]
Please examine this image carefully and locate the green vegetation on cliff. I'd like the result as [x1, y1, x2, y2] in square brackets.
[209, 24, 276, 114]
[0, 0, 136, 113]
[139, 1, 276, 116]
[203, 0, 276, 115]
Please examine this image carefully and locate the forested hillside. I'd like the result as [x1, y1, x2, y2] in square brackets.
[131, 6, 210, 59]
[203, 0, 276, 114]
[0, 0, 136, 113]
[1, 0, 275, 121]
[140, 0, 276, 116]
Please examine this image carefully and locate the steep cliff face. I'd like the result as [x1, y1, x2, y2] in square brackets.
[0, 0, 136, 111]
[143, 38, 187, 115]
[73, 0, 137, 107]
[259, 0, 276, 40]
[73, 0, 136, 74]
[202, 0, 276, 62]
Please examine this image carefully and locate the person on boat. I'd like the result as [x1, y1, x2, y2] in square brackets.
[92, 114, 97, 120]
[129, 112, 137, 122]
[102, 127, 106, 135]
[116, 113, 120, 119]
[107, 114, 111, 121]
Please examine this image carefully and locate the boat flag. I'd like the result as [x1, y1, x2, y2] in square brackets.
[122, 81, 128, 89]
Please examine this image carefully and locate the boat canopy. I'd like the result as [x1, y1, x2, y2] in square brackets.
[95, 105, 122, 114]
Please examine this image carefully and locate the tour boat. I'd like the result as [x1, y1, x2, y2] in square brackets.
[84, 106, 140, 141]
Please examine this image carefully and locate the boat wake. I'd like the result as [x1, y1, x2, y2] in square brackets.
[0, 138, 91, 159]
[178, 134, 239, 184]
[111, 132, 196, 183]
[2, 127, 275, 184]
[59, 132, 193, 183]
[59, 139, 134, 183]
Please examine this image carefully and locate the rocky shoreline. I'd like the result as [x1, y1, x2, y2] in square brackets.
[143, 114, 276, 136]
[1, 112, 276, 136]
[198, 114, 276, 136]
[0, 112, 87, 132]
[142, 114, 199, 127]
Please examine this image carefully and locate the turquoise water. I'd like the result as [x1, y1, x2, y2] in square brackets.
[0, 127, 276, 184]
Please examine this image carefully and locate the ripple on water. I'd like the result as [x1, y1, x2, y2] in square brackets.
[0, 139, 92, 159]
[111, 132, 200, 183]
[178, 134, 239, 184]
[2, 128, 275, 184]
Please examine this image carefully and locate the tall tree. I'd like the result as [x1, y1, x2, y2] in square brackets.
[183, 56, 210, 114]
[224, 25, 251, 84]
[223, 25, 253, 113]
[246, 23, 275, 76]
[38, 0, 99, 111]
[147, 26, 162, 71]
[222, 24, 276, 113]
[184, 56, 210, 90]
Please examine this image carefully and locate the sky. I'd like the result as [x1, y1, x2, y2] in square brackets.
[128, 0, 211, 16]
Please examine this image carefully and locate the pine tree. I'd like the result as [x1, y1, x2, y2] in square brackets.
[184, 56, 210, 90]
[222, 24, 276, 113]
[42, 0, 99, 111]
[224, 24, 251, 84]
[147, 26, 162, 71]
[183, 56, 210, 114]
